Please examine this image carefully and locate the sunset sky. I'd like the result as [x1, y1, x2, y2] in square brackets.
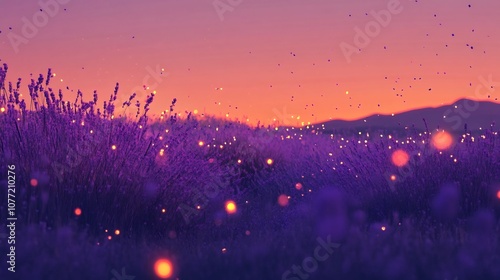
[1, 0, 499, 126]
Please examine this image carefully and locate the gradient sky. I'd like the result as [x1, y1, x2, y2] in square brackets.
[1, 0, 499, 125]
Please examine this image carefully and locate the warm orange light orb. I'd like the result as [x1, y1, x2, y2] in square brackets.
[111, 145, 117, 150]
[266, 158, 274, 165]
[198, 141, 204, 147]
[391, 149, 410, 167]
[0, 107, 5, 113]
[154, 258, 173, 279]
[225, 200, 237, 214]
[114, 230, 120, 235]
[432, 131, 453, 150]
[277, 194, 289, 207]
[30, 178, 38, 187]
[74, 208, 82, 216]
[390, 175, 397, 181]
[497, 190, 500, 200]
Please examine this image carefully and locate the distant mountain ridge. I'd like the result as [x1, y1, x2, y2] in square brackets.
[315, 99, 500, 135]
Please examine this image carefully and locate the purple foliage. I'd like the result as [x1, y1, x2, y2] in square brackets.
[1, 65, 500, 279]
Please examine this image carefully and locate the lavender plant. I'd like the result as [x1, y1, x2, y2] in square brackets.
[0, 64, 499, 279]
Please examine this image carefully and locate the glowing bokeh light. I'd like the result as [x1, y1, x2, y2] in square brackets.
[497, 190, 500, 200]
[277, 194, 289, 207]
[390, 175, 397, 181]
[391, 149, 410, 167]
[30, 178, 38, 187]
[154, 258, 173, 279]
[0, 107, 5, 113]
[295, 183, 303, 190]
[432, 131, 453, 150]
[111, 145, 117, 150]
[114, 230, 120, 235]
[225, 200, 237, 214]
[74, 208, 82, 216]
[266, 158, 274, 165]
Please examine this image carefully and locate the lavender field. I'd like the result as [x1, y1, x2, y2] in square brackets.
[1, 64, 500, 280]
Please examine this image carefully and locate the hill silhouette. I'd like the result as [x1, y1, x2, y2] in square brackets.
[315, 98, 500, 136]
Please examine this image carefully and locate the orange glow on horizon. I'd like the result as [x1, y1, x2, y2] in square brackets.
[1, 1, 499, 126]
